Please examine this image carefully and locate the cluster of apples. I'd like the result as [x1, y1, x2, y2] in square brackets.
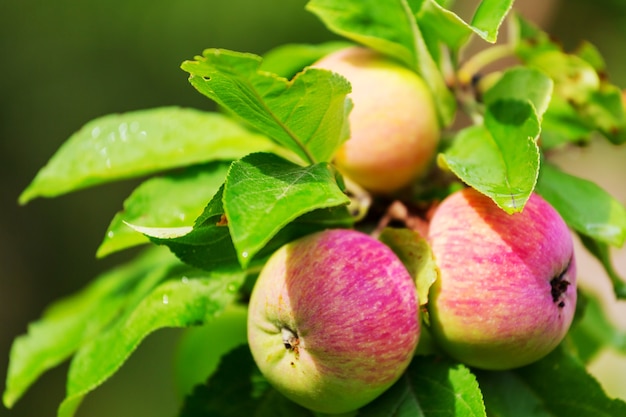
[247, 47, 578, 414]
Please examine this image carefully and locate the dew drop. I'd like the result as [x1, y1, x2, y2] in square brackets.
[162, 294, 169, 305]
[107, 230, 115, 239]
[119, 123, 130, 142]
[181, 276, 189, 284]
[91, 126, 101, 139]
[227, 283, 238, 293]
[241, 251, 249, 259]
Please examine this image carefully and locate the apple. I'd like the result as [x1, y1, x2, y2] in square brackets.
[427, 188, 577, 370]
[247, 229, 420, 414]
[312, 46, 440, 194]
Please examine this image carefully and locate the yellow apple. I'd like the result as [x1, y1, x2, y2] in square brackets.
[313, 46, 440, 194]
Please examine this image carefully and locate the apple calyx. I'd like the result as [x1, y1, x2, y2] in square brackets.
[550, 260, 573, 308]
[281, 327, 300, 358]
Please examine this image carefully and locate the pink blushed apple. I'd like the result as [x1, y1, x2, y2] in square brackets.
[247, 229, 420, 414]
[313, 46, 440, 194]
[427, 188, 577, 370]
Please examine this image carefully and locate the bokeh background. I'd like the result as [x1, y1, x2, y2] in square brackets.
[1, 0, 625, 416]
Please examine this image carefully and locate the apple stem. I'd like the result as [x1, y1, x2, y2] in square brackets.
[341, 175, 372, 221]
[457, 44, 516, 87]
[371, 200, 431, 239]
[453, 44, 517, 123]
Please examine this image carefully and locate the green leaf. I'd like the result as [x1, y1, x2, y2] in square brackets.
[140, 223, 242, 275]
[2, 246, 180, 409]
[540, 96, 595, 149]
[378, 228, 437, 307]
[174, 304, 249, 399]
[260, 41, 354, 79]
[579, 86, 626, 145]
[478, 372, 554, 417]
[306, 0, 456, 127]
[512, 13, 561, 61]
[483, 101, 540, 210]
[482, 67, 553, 120]
[513, 15, 626, 146]
[419, 0, 514, 51]
[254, 390, 317, 417]
[416, 0, 514, 70]
[58, 269, 246, 417]
[528, 51, 600, 104]
[439, 122, 539, 213]
[141, 176, 352, 274]
[567, 291, 626, 362]
[416, 1, 473, 59]
[416, 0, 473, 67]
[440, 67, 550, 212]
[131, 183, 243, 273]
[536, 163, 626, 247]
[179, 345, 314, 417]
[575, 41, 607, 73]
[179, 345, 263, 417]
[359, 355, 486, 416]
[306, 0, 424, 68]
[97, 163, 229, 258]
[540, 86, 626, 149]
[578, 235, 626, 300]
[19, 107, 275, 204]
[224, 152, 350, 266]
[195, 183, 228, 226]
[477, 347, 626, 417]
[470, 0, 515, 43]
[181, 49, 352, 164]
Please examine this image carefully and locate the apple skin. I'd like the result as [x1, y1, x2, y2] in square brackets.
[313, 46, 440, 194]
[427, 188, 577, 370]
[247, 229, 420, 414]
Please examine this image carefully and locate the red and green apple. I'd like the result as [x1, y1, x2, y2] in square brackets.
[427, 188, 577, 370]
[247, 229, 420, 414]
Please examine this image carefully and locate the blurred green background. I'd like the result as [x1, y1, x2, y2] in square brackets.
[1, 0, 626, 416]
